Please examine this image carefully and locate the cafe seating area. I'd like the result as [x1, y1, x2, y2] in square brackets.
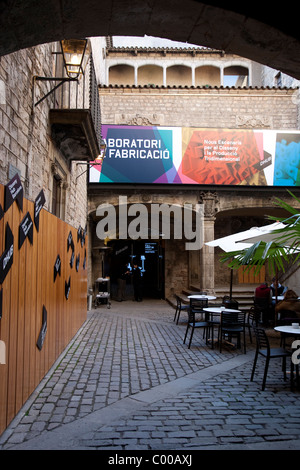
[172, 291, 300, 391]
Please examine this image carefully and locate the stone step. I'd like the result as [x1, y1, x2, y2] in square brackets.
[189, 285, 256, 296]
[168, 284, 256, 312]
[166, 296, 252, 313]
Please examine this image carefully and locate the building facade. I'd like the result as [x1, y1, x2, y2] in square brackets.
[88, 40, 300, 301]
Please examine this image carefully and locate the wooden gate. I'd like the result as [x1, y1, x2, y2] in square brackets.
[0, 182, 87, 435]
[238, 265, 265, 284]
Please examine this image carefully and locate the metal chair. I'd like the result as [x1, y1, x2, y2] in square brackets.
[276, 309, 298, 326]
[183, 297, 209, 348]
[251, 327, 291, 391]
[254, 297, 271, 325]
[173, 294, 190, 324]
[245, 306, 260, 343]
[218, 311, 246, 353]
[222, 296, 239, 310]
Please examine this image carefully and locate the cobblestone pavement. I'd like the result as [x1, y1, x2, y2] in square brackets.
[1, 299, 300, 451]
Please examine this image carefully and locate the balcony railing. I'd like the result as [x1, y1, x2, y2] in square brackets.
[50, 55, 101, 163]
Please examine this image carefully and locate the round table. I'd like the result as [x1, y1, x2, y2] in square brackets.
[275, 325, 300, 389]
[188, 295, 216, 300]
[203, 307, 241, 314]
[273, 296, 300, 301]
[274, 325, 300, 360]
[274, 325, 300, 335]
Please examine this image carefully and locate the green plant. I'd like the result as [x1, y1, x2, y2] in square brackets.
[220, 190, 300, 275]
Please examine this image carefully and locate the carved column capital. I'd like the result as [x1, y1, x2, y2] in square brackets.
[198, 191, 219, 218]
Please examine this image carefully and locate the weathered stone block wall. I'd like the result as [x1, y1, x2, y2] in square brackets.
[165, 239, 189, 298]
[0, 44, 87, 229]
[99, 86, 299, 129]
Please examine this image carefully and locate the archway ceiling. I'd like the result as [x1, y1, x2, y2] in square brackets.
[1, 0, 300, 80]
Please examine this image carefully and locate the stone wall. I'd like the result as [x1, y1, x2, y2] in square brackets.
[99, 86, 299, 129]
[0, 44, 88, 229]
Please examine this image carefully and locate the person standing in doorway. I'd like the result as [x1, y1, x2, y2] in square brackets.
[132, 263, 143, 302]
[117, 263, 130, 301]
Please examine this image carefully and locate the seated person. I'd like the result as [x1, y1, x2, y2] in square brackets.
[275, 289, 300, 324]
[254, 282, 272, 325]
[270, 277, 287, 297]
[255, 282, 271, 301]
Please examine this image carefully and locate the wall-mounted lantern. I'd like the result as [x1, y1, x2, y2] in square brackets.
[33, 38, 91, 107]
[60, 39, 91, 79]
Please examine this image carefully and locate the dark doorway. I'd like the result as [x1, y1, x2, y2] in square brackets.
[106, 239, 165, 300]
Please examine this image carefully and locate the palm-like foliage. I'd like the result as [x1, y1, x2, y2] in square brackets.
[220, 191, 300, 275]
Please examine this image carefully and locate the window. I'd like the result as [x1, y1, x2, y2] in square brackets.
[51, 162, 67, 219]
[52, 175, 60, 216]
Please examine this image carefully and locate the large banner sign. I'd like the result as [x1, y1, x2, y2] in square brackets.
[89, 125, 300, 187]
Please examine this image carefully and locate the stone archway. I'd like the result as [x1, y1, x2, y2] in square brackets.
[88, 194, 204, 298]
[1, 1, 300, 79]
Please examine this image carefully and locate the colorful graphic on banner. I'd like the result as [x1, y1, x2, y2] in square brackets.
[274, 133, 300, 186]
[89, 126, 300, 187]
[90, 125, 175, 184]
[181, 128, 264, 185]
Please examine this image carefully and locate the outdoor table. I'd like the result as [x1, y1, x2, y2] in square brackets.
[274, 325, 300, 389]
[274, 324, 300, 340]
[188, 295, 216, 300]
[272, 296, 284, 301]
[203, 307, 240, 314]
[203, 307, 241, 349]
[272, 296, 300, 301]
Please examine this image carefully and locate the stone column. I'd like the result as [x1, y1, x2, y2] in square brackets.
[220, 66, 224, 86]
[191, 66, 195, 87]
[134, 66, 138, 86]
[198, 191, 218, 293]
[163, 67, 167, 87]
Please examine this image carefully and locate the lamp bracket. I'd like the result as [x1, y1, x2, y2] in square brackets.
[33, 76, 78, 107]
[75, 160, 103, 182]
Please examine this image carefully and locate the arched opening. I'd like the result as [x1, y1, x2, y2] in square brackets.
[224, 66, 249, 87]
[195, 65, 221, 87]
[213, 204, 290, 288]
[138, 64, 163, 86]
[109, 64, 135, 85]
[166, 65, 192, 86]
